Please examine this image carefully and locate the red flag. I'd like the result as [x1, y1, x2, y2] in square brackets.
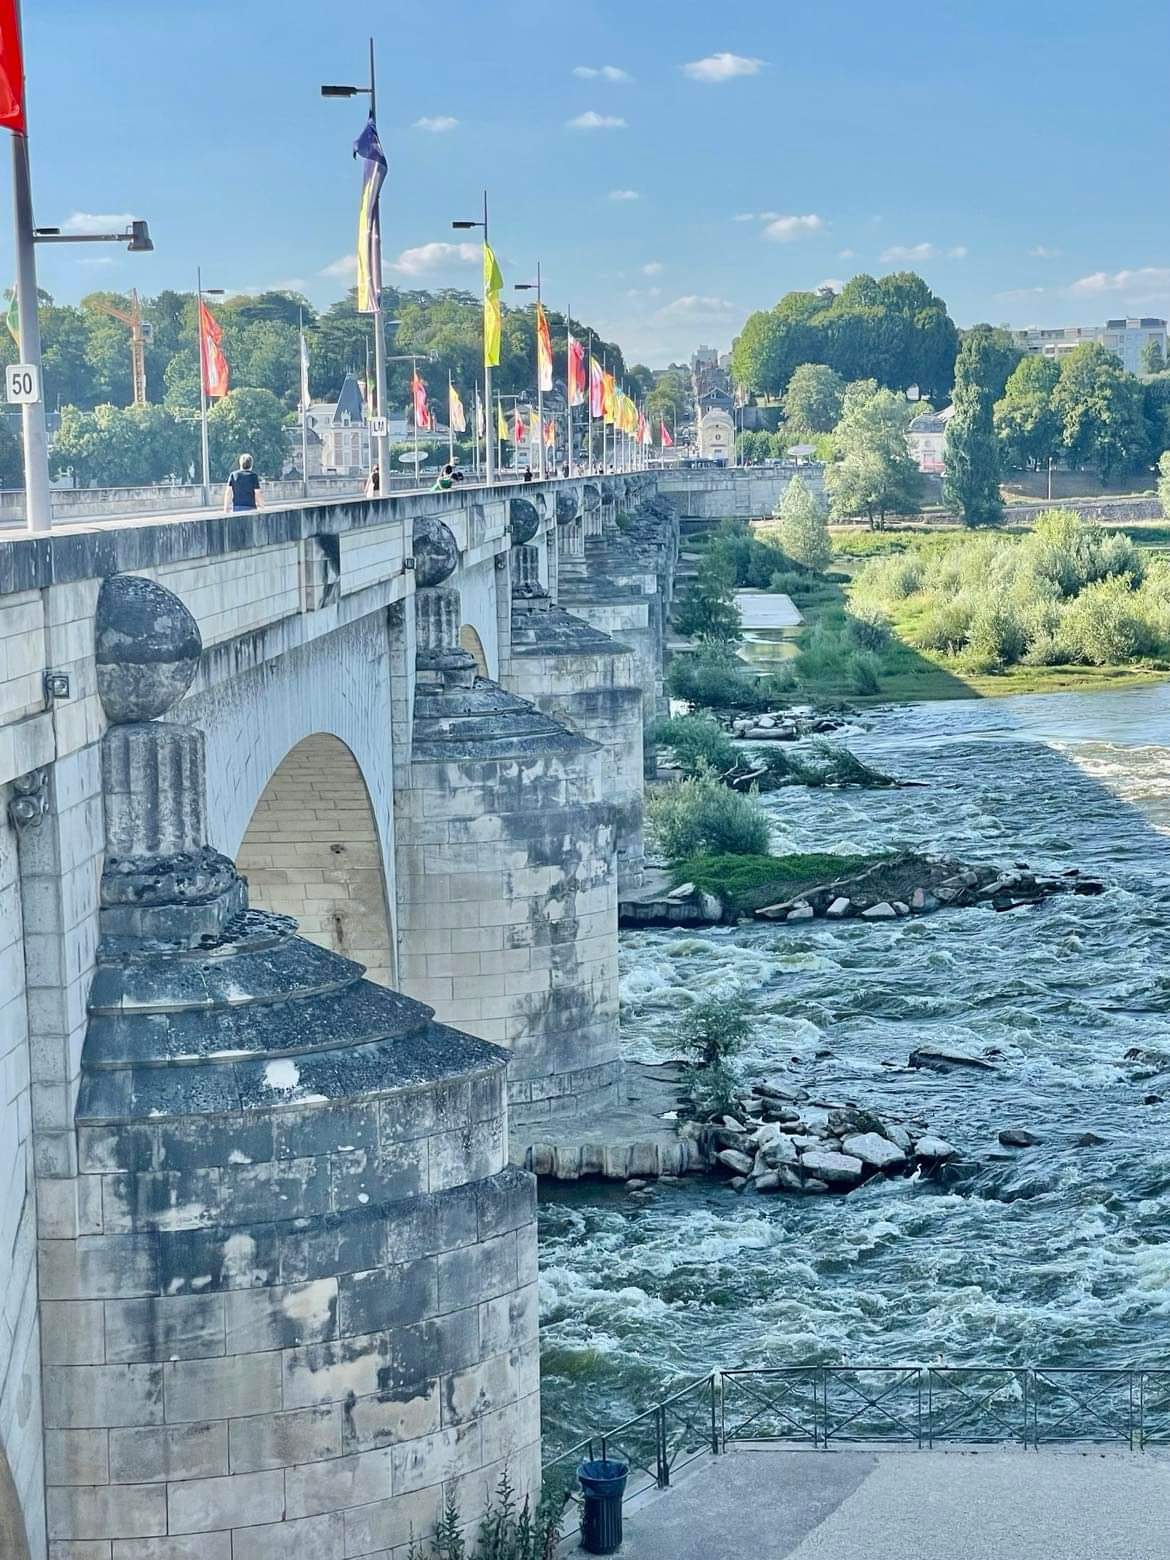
[198, 299, 229, 399]
[544, 417, 555, 449]
[636, 411, 648, 447]
[568, 333, 587, 407]
[536, 303, 553, 393]
[513, 408, 525, 443]
[0, 0, 26, 134]
[411, 370, 432, 431]
[660, 419, 674, 448]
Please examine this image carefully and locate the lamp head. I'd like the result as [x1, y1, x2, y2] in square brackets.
[127, 220, 153, 253]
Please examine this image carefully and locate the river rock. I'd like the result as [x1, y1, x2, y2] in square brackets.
[716, 1148, 754, 1176]
[667, 881, 696, 901]
[914, 1135, 956, 1160]
[1074, 1132, 1107, 1147]
[885, 1124, 912, 1151]
[787, 904, 815, 922]
[998, 1128, 1043, 1147]
[754, 1080, 803, 1102]
[761, 1136, 799, 1168]
[843, 1132, 907, 1171]
[863, 902, 897, 919]
[826, 897, 852, 918]
[909, 1046, 996, 1074]
[756, 715, 776, 729]
[698, 892, 724, 922]
[753, 1171, 782, 1193]
[790, 1134, 822, 1151]
[893, 901, 910, 917]
[800, 1149, 864, 1185]
[802, 1178, 830, 1194]
[911, 887, 940, 913]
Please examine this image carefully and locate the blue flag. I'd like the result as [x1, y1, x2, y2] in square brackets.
[353, 114, 387, 314]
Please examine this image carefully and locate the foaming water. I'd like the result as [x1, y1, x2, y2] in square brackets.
[539, 685, 1170, 1442]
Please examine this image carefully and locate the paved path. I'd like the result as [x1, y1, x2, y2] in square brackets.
[735, 590, 803, 629]
[584, 1448, 1170, 1559]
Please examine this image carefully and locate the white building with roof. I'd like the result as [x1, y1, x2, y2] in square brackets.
[907, 405, 954, 474]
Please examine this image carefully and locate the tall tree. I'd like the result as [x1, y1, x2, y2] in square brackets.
[776, 474, 831, 569]
[207, 388, 288, 480]
[782, 364, 845, 433]
[943, 327, 1005, 526]
[826, 380, 922, 527]
[1142, 338, 1166, 376]
[994, 356, 1061, 470]
[1052, 342, 1151, 481]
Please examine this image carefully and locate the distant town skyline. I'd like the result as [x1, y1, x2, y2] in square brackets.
[12, 0, 1170, 366]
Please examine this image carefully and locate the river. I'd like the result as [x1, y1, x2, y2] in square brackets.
[538, 683, 1170, 1445]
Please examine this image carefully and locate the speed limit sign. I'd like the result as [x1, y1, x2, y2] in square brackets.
[5, 363, 40, 405]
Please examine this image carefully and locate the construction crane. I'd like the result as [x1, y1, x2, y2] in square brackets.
[85, 289, 152, 406]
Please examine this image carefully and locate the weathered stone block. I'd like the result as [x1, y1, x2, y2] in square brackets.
[108, 1421, 228, 1484]
[338, 1381, 441, 1454]
[47, 1484, 167, 1542]
[228, 1406, 341, 1474]
[478, 1283, 539, 1358]
[46, 1428, 109, 1487]
[103, 1295, 226, 1364]
[40, 1302, 105, 1366]
[390, 1419, 483, 1496]
[224, 1278, 338, 1354]
[43, 1364, 164, 1430]
[40, 1234, 159, 1301]
[284, 1447, 391, 1518]
[163, 1352, 281, 1423]
[166, 1469, 284, 1534]
[440, 1349, 518, 1429]
[342, 1486, 442, 1558]
[111, 1538, 230, 1560]
[475, 1169, 535, 1243]
[336, 1261, 436, 1339]
[232, 1512, 346, 1560]
[436, 1233, 517, 1315]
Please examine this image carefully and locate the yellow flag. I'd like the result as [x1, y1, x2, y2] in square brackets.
[483, 244, 503, 368]
[497, 402, 508, 439]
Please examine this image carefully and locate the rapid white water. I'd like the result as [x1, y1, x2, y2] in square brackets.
[539, 684, 1170, 1443]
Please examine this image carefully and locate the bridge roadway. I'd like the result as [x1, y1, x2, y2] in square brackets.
[602, 1446, 1170, 1559]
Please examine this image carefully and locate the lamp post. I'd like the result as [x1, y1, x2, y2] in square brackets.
[321, 40, 389, 490]
[452, 192, 492, 485]
[195, 273, 225, 507]
[514, 263, 544, 480]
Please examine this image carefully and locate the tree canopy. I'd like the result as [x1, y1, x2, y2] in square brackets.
[825, 379, 923, 526]
[944, 327, 1006, 527]
[730, 272, 959, 405]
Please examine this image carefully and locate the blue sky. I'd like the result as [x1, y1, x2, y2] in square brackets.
[12, 0, 1170, 366]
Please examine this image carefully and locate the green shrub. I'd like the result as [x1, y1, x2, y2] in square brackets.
[854, 551, 924, 602]
[647, 774, 771, 858]
[653, 715, 738, 777]
[775, 474, 831, 572]
[678, 992, 751, 1067]
[668, 649, 795, 711]
[914, 600, 973, 654]
[794, 622, 855, 682]
[1061, 576, 1163, 664]
[407, 1470, 562, 1560]
[848, 603, 891, 652]
[846, 650, 882, 694]
[965, 599, 1028, 668]
[688, 1060, 742, 1121]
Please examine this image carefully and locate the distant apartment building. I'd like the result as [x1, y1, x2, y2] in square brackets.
[1011, 318, 1167, 375]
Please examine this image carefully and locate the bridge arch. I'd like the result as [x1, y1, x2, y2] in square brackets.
[236, 733, 396, 986]
[459, 623, 489, 676]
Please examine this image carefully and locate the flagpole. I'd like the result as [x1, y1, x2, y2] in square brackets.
[496, 391, 502, 477]
[412, 355, 420, 480]
[299, 308, 310, 499]
[448, 372, 455, 466]
[482, 191, 494, 485]
[368, 38, 390, 491]
[601, 354, 608, 472]
[586, 330, 594, 472]
[197, 267, 211, 507]
[473, 387, 481, 477]
[565, 304, 573, 477]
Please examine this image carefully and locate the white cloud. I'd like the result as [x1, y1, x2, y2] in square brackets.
[1068, 266, 1170, 299]
[567, 111, 627, 130]
[947, 245, 969, 259]
[573, 64, 632, 82]
[683, 52, 765, 83]
[1029, 245, 1062, 259]
[413, 115, 458, 133]
[654, 294, 736, 320]
[880, 242, 937, 262]
[642, 261, 664, 276]
[762, 213, 825, 243]
[61, 211, 136, 233]
[816, 278, 844, 292]
[733, 212, 757, 223]
[609, 189, 640, 201]
[321, 253, 357, 278]
[838, 248, 856, 259]
[389, 241, 479, 277]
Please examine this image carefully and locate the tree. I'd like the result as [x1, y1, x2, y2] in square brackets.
[994, 356, 1061, 470]
[943, 327, 1005, 527]
[1142, 339, 1166, 376]
[49, 403, 195, 487]
[782, 364, 845, 433]
[647, 365, 692, 428]
[207, 388, 287, 480]
[826, 380, 922, 527]
[672, 551, 742, 642]
[776, 474, 831, 570]
[0, 417, 22, 489]
[1158, 451, 1170, 518]
[1051, 342, 1151, 481]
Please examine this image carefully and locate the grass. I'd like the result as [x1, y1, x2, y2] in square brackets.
[670, 851, 879, 901]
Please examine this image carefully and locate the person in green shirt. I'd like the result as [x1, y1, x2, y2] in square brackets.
[432, 463, 455, 492]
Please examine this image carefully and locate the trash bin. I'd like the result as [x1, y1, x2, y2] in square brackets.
[578, 1457, 628, 1555]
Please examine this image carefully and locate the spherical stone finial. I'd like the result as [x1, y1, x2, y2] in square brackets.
[509, 497, 540, 547]
[555, 490, 580, 527]
[412, 516, 460, 587]
[95, 574, 202, 724]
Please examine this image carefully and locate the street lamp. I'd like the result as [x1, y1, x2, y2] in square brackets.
[320, 39, 389, 489]
[514, 263, 545, 480]
[451, 191, 493, 484]
[34, 219, 153, 251]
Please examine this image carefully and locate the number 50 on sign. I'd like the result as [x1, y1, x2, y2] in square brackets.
[5, 363, 40, 404]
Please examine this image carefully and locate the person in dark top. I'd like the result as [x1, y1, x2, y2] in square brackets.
[224, 453, 261, 512]
[522, 466, 534, 483]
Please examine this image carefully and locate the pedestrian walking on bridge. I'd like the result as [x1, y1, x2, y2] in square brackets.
[224, 453, 262, 513]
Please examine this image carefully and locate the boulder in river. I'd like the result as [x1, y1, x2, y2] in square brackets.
[998, 1128, 1043, 1148]
[826, 897, 852, 918]
[800, 1149, 864, 1186]
[909, 1046, 996, 1074]
[863, 902, 897, 919]
[716, 1148, 754, 1176]
[843, 1132, 907, 1171]
[914, 1135, 957, 1161]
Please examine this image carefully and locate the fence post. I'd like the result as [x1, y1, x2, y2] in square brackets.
[711, 1373, 720, 1455]
[656, 1404, 669, 1488]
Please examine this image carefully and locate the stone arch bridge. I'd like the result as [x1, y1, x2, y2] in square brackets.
[0, 467, 732, 1560]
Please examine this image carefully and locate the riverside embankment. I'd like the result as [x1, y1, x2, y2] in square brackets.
[538, 682, 1170, 1448]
